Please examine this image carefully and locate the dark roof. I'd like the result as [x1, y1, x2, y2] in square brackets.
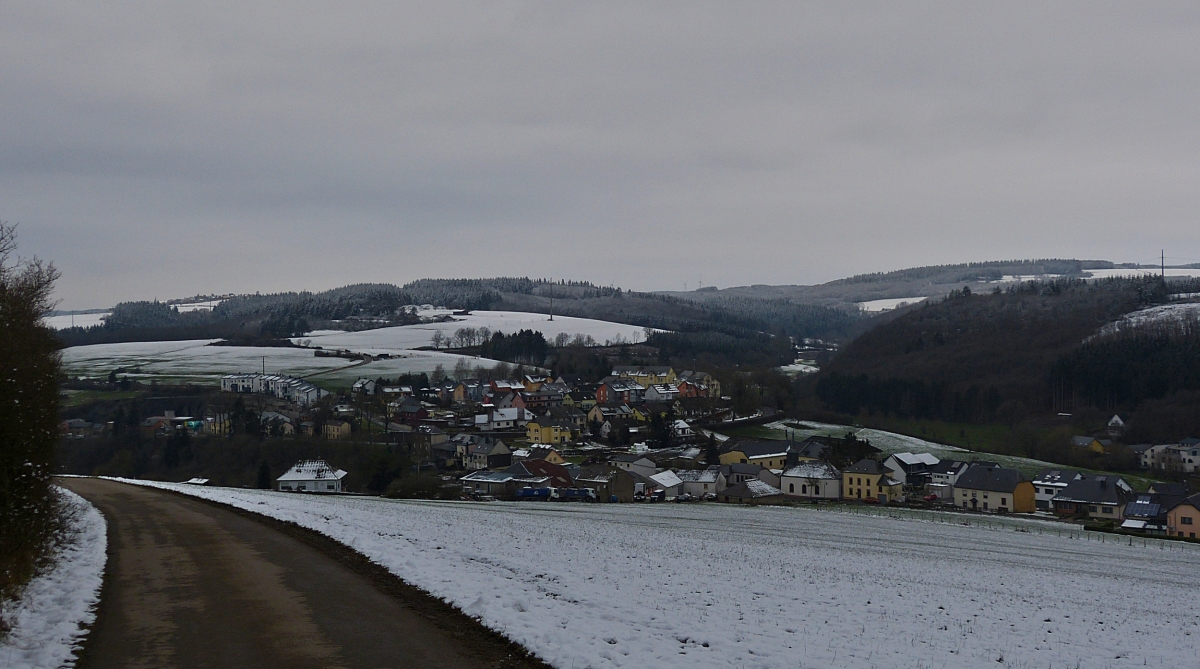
[1033, 469, 1082, 485]
[506, 459, 573, 487]
[1053, 475, 1132, 505]
[719, 480, 784, 499]
[792, 437, 832, 460]
[1126, 443, 1156, 454]
[954, 465, 1027, 493]
[1148, 482, 1190, 496]
[720, 463, 765, 476]
[844, 458, 888, 475]
[1125, 493, 1186, 520]
[929, 460, 970, 475]
[1183, 438, 1200, 447]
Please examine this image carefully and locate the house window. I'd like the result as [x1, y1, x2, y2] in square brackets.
[1183, 517, 1194, 525]
[1102, 507, 1113, 514]
[1001, 498, 1007, 506]
[802, 485, 807, 494]
[1089, 506, 1098, 513]
[789, 483, 795, 493]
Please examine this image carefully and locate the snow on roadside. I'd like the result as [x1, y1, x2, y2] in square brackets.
[113, 477, 1200, 669]
[0, 487, 107, 669]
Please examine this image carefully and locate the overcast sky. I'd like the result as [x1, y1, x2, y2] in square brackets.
[5, 2, 1200, 309]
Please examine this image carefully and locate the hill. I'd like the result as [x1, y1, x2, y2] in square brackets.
[814, 275, 1200, 444]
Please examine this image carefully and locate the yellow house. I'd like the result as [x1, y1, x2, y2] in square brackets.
[527, 446, 567, 464]
[614, 366, 677, 388]
[1071, 436, 1108, 454]
[952, 464, 1036, 513]
[526, 421, 572, 445]
[842, 458, 903, 503]
[1167, 496, 1200, 538]
[323, 420, 352, 440]
[719, 441, 790, 469]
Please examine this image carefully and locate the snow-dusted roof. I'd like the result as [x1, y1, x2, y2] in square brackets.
[782, 462, 841, 480]
[276, 459, 348, 482]
[461, 471, 515, 483]
[649, 471, 683, 488]
[674, 469, 720, 483]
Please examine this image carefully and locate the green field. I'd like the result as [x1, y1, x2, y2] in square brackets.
[60, 389, 145, 408]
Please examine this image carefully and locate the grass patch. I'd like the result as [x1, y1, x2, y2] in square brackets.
[60, 389, 144, 407]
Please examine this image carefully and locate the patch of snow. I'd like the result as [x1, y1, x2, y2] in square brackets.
[855, 297, 928, 312]
[988, 273, 1063, 283]
[297, 310, 659, 351]
[777, 360, 818, 374]
[111, 477, 1200, 669]
[1093, 302, 1200, 339]
[0, 487, 106, 669]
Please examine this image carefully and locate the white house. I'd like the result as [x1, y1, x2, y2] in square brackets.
[928, 460, 972, 487]
[882, 452, 939, 486]
[474, 407, 534, 431]
[674, 469, 725, 497]
[645, 384, 681, 402]
[352, 378, 377, 395]
[780, 461, 841, 499]
[277, 459, 347, 492]
[1031, 469, 1082, 511]
[672, 419, 693, 439]
[612, 454, 658, 477]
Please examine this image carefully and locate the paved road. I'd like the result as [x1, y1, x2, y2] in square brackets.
[61, 478, 529, 669]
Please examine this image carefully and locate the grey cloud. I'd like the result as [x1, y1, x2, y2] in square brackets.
[3, 2, 1200, 307]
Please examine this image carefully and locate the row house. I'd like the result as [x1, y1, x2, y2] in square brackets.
[220, 373, 329, 407]
[596, 378, 645, 404]
[953, 465, 1036, 513]
[842, 459, 903, 503]
[1051, 474, 1133, 520]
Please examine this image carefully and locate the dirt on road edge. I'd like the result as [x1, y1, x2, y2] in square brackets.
[85, 485, 555, 669]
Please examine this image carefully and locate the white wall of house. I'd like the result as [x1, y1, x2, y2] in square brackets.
[780, 475, 840, 499]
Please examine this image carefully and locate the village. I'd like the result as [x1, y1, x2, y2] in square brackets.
[63, 361, 1200, 543]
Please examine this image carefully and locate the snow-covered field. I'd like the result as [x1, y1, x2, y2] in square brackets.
[295, 310, 654, 351]
[61, 310, 649, 386]
[855, 297, 928, 312]
[43, 313, 109, 330]
[0, 487, 106, 669]
[113, 478, 1200, 669]
[60, 339, 498, 385]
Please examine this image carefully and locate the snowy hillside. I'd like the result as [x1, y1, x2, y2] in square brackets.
[1093, 302, 1200, 339]
[295, 310, 655, 351]
[59, 339, 498, 385]
[119, 479, 1200, 669]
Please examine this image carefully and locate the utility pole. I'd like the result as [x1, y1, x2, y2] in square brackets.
[1162, 249, 1165, 279]
[549, 280, 554, 321]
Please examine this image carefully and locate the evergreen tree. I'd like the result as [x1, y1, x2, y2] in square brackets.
[0, 224, 62, 608]
[256, 460, 272, 489]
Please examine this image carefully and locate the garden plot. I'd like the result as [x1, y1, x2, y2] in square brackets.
[116, 478, 1200, 669]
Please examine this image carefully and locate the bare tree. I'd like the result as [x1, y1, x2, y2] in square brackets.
[554, 332, 571, 348]
[478, 326, 491, 344]
[430, 330, 445, 349]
